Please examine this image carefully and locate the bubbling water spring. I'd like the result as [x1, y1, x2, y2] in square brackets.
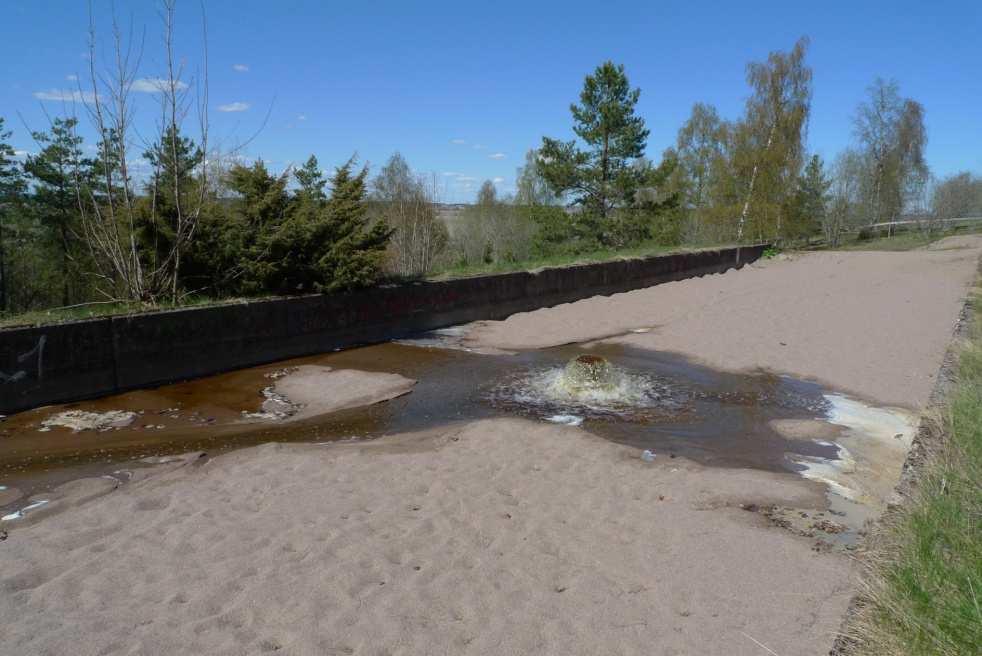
[488, 354, 690, 422]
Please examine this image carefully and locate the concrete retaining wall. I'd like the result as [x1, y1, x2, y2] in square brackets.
[0, 245, 766, 414]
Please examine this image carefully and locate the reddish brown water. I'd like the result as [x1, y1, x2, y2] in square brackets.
[0, 339, 840, 517]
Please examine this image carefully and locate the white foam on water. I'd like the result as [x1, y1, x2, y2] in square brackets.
[546, 414, 584, 427]
[2, 499, 49, 521]
[41, 410, 137, 432]
[397, 325, 472, 351]
[790, 394, 917, 507]
[792, 447, 859, 500]
[824, 394, 916, 446]
[535, 365, 670, 410]
[490, 355, 687, 423]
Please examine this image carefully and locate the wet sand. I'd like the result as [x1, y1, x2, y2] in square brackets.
[1, 237, 979, 655]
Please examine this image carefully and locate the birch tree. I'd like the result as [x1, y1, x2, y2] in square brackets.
[672, 103, 726, 213]
[824, 150, 865, 246]
[735, 37, 812, 243]
[853, 78, 929, 226]
[932, 173, 982, 221]
[514, 149, 557, 207]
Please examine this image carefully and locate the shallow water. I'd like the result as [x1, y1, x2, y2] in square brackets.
[1, 344, 835, 473]
[0, 333, 909, 543]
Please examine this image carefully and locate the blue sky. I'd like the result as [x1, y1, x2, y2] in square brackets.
[2, 0, 980, 202]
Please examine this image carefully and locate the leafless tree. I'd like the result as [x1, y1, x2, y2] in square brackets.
[371, 153, 448, 278]
[452, 181, 536, 266]
[824, 150, 864, 246]
[74, 0, 209, 304]
[930, 172, 982, 233]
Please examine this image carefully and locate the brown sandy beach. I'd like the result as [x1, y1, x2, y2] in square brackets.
[1, 236, 979, 656]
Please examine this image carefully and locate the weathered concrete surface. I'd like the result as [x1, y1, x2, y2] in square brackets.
[0, 246, 765, 414]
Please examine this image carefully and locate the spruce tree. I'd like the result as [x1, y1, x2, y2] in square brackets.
[313, 161, 392, 292]
[294, 155, 327, 201]
[793, 154, 830, 240]
[230, 159, 391, 295]
[225, 160, 291, 294]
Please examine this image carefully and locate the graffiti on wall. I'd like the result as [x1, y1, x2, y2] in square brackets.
[0, 335, 46, 388]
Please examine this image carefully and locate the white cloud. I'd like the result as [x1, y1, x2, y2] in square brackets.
[450, 138, 466, 145]
[442, 171, 461, 177]
[297, 114, 307, 121]
[66, 74, 78, 81]
[32, 88, 99, 103]
[488, 152, 506, 160]
[12, 150, 30, 158]
[232, 64, 249, 72]
[472, 143, 486, 150]
[456, 176, 477, 183]
[131, 77, 189, 93]
[217, 101, 250, 112]
[492, 177, 505, 184]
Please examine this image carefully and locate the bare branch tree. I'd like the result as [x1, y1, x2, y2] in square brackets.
[73, 0, 209, 304]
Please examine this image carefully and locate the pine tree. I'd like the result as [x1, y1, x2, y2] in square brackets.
[23, 117, 90, 305]
[539, 61, 650, 225]
[0, 117, 27, 312]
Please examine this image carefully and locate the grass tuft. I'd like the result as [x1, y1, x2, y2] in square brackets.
[427, 241, 722, 280]
[848, 290, 982, 656]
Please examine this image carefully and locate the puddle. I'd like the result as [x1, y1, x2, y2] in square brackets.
[0, 329, 917, 546]
[2, 498, 48, 522]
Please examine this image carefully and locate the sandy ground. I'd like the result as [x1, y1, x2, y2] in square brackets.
[1, 421, 850, 656]
[273, 365, 417, 421]
[1, 237, 978, 655]
[467, 235, 982, 408]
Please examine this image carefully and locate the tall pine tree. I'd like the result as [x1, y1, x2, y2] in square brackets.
[539, 61, 650, 225]
[23, 117, 90, 306]
[0, 117, 26, 312]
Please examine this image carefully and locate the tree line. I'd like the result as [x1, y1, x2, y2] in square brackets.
[1, 13, 979, 317]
